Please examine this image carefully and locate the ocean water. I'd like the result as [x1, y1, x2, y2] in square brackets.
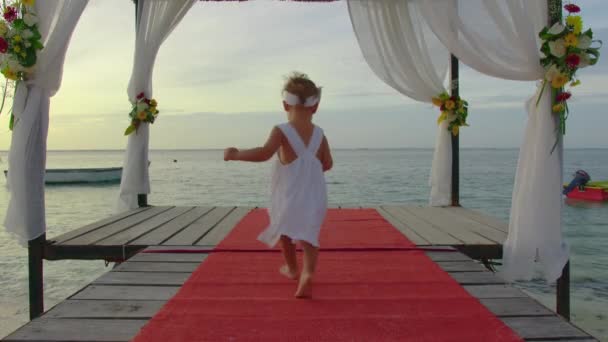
[0, 149, 607, 340]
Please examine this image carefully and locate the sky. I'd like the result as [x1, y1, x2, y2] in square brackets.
[0, 0, 607, 150]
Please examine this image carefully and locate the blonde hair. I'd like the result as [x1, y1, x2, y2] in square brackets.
[282, 72, 321, 105]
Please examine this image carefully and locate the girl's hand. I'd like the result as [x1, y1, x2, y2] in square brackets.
[224, 147, 239, 161]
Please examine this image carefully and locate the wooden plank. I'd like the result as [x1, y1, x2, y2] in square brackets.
[131, 206, 214, 245]
[449, 272, 505, 285]
[425, 251, 472, 262]
[63, 206, 173, 245]
[49, 207, 150, 244]
[404, 207, 495, 245]
[3, 318, 146, 342]
[96, 206, 194, 246]
[464, 285, 527, 298]
[93, 272, 191, 286]
[376, 206, 430, 245]
[380, 206, 461, 245]
[435, 261, 488, 272]
[113, 261, 201, 273]
[502, 316, 591, 340]
[479, 298, 555, 317]
[127, 252, 208, 263]
[164, 206, 235, 245]
[196, 207, 252, 246]
[446, 206, 508, 233]
[432, 207, 508, 244]
[45, 300, 165, 319]
[72, 285, 178, 301]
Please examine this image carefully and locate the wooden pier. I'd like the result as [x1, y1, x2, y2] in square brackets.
[2, 206, 598, 341]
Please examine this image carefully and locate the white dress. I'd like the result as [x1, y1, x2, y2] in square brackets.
[258, 123, 328, 248]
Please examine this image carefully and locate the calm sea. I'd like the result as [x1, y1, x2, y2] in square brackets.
[0, 149, 607, 339]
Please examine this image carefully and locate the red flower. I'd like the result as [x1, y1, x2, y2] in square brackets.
[136, 92, 145, 100]
[566, 54, 581, 68]
[564, 4, 580, 13]
[556, 92, 572, 102]
[0, 38, 7, 54]
[3, 6, 17, 22]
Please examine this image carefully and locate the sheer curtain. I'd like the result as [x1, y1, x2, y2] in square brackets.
[347, 0, 452, 206]
[4, 1, 89, 244]
[117, 0, 195, 211]
[419, 0, 568, 282]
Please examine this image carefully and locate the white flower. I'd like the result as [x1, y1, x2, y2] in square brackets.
[136, 102, 148, 112]
[548, 23, 566, 35]
[22, 29, 34, 39]
[24, 41, 31, 48]
[548, 39, 566, 58]
[578, 54, 591, 68]
[577, 35, 592, 50]
[23, 13, 38, 27]
[545, 65, 560, 81]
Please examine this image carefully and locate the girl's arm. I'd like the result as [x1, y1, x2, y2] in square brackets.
[320, 135, 333, 172]
[224, 127, 282, 162]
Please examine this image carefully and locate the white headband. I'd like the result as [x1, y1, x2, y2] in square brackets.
[282, 88, 322, 107]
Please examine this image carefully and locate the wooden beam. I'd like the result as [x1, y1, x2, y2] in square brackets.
[450, 54, 460, 207]
[28, 234, 45, 320]
[547, 0, 570, 322]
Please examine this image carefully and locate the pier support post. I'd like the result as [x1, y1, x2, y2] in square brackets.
[556, 261, 570, 320]
[138, 194, 148, 207]
[450, 54, 460, 207]
[28, 234, 45, 320]
[547, 0, 569, 322]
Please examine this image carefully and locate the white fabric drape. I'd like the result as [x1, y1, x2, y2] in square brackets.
[4, 1, 89, 244]
[419, 0, 568, 282]
[347, 0, 452, 206]
[117, 0, 195, 211]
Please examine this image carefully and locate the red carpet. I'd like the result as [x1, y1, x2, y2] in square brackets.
[131, 209, 523, 342]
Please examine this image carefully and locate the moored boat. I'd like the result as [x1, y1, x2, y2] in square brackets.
[4, 167, 122, 185]
[565, 181, 608, 201]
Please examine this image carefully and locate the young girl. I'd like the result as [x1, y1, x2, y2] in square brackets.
[224, 72, 333, 298]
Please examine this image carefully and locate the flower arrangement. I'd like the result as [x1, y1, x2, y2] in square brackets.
[538, 2, 601, 134]
[0, 0, 43, 82]
[0, 0, 42, 129]
[432, 92, 468, 136]
[124, 92, 159, 135]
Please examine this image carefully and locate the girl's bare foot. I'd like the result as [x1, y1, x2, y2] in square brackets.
[279, 264, 298, 280]
[295, 272, 312, 298]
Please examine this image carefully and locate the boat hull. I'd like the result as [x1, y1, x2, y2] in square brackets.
[565, 187, 608, 201]
[4, 167, 122, 184]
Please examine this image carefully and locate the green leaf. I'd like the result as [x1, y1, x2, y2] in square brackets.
[21, 47, 37, 67]
[124, 125, 136, 136]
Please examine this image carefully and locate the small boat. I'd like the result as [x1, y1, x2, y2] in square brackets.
[4, 167, 122, 185]
[563, 170, 608, 201]
[565, 181, 608, 201]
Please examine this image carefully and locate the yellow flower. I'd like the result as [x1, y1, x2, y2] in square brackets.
[551, 73, 569, 88]
[552, 103, 565, 113]
[149, 99, 157, 107]
[20, 52, 26, 58]
[437, 112, 448, 125]
[2, 68, 18, 81]
[445, 100, 456, 110]
[22, 0, 35, 6]
[566, 15, 583, 35]
[137, 111, 147, 120]
[13, 45, 21, 53]
[0, 21, 7, 36]
[564, 33, 578, 47]
[13, 35, 22, 43]
[431, 97, 443, 107]
[451, 125, 459, 136]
